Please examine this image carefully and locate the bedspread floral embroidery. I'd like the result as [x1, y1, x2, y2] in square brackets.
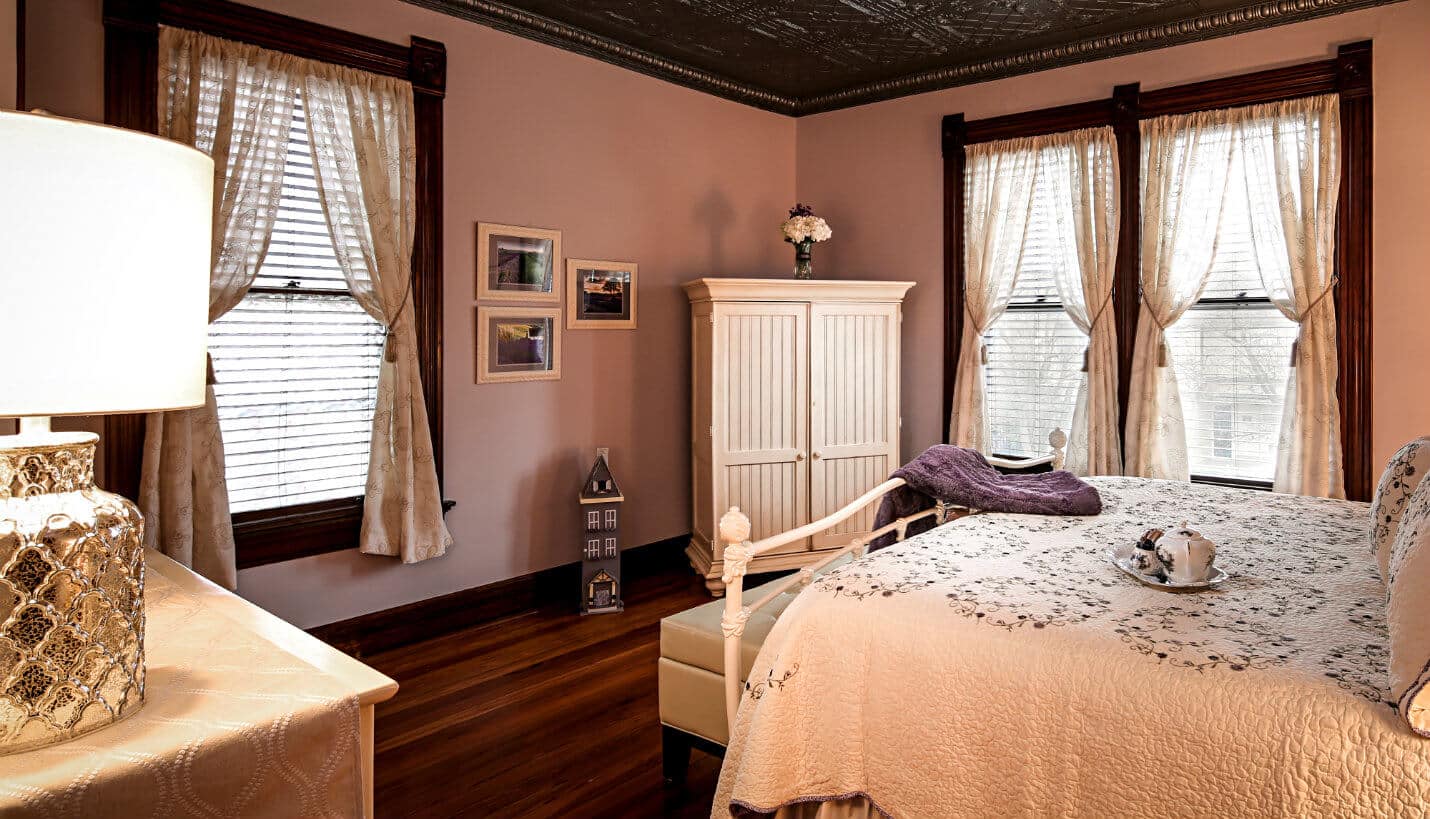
[810, 478, 1392, 705]
[747, 665, 799, 700]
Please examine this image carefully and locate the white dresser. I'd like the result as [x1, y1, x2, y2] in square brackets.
[2, 551, 396, 819]
[684, 278, 914, 595]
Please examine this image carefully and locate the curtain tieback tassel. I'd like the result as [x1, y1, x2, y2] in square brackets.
[384, 328, 398, 362]
[1158, 339, 1169, 368]
[1081, 346, 1090, 373]
[980, 342, 989, 365]
[1289, 339, 1299, 367]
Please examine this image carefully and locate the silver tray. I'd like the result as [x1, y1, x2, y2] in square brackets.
[1107, 551, 1228, 591]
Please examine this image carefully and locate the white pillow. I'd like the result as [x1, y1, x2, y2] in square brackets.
[1388, 476, 1430, 736]
[1370, 437, 1430, 584]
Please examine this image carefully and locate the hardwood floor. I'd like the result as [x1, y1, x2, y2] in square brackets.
[365, 552, 740, 818]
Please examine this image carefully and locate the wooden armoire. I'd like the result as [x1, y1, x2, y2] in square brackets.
[683, 278, 915, 596]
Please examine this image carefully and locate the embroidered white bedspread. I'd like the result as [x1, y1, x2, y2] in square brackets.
[715, 478, 1430, 818]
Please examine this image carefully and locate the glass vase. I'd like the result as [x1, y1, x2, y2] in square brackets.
[793, 239, 814, 280]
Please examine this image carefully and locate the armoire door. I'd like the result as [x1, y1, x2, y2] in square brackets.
[713, 301, 809, 553]
[808, 301, 900, 549]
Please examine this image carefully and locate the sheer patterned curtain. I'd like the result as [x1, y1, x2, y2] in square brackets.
[1124, 110, 1237, 480]
[142, 27, 298, 588]
[302, 65, 452, 562]
[949, 139, 1040, 451]
[1042, 128, 1122, 476]
[1242, 95, 1343, 498]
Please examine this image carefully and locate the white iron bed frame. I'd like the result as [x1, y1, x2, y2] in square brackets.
[712, 431, 1066, 734]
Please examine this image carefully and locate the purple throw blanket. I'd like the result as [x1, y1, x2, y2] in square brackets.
[870, 445, 1102, 550]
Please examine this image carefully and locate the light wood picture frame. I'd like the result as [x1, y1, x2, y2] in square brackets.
[476, 306, 563, 383]
[476, 222, 562, 303]
[567, 259, 638, 329]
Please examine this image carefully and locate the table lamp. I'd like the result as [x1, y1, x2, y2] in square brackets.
[0, 110, 212, 754]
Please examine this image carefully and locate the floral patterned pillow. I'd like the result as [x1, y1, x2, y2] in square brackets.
[1370, 437, 1430, 584]
[1388, 476, 1430, 736]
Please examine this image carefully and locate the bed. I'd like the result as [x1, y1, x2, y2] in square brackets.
[710, 476, 1430, 818]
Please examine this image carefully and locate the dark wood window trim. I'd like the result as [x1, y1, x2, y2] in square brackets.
[102, 0, 447, 568]
[942, 41, 1373, 500]
[14, 0, 24, 110]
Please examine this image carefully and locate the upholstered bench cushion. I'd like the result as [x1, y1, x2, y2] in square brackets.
[661, 555, 855, 677]
[659, 556, 852, 746]
[660, 578, 801, 679]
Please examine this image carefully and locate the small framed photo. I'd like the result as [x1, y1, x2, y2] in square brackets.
[476, 222, 562, 302]
[567, 259, 637, 329]
[477, 306, 562, 383]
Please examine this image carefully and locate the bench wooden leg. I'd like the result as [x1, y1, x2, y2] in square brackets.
[662, 725, 693, 785]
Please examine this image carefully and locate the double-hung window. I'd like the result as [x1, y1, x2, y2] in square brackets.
[1162, 137, 1300, 484]
[945, 45, 1371, 497]
[209, 96, 386, 514]
[104, 0, 446, 568]
[983, 164, 1085, 459]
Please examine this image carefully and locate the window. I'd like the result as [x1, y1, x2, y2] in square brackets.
[983, 160, 1085, 458]
[587, 510, 600, 531]
[209, 96, 386, 513]
[1160, 127, 1300, 485]
[943, 43, 1372, 497]
[585, 539, 601, 560]
[604, 538, 618, 558]
[604, 509, 618, 529]
[103, 1, 446, 568]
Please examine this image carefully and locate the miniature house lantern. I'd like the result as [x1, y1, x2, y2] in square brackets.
[580, 451, 624, 615]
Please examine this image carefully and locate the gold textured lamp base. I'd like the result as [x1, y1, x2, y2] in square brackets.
[0, 432, 145, 755]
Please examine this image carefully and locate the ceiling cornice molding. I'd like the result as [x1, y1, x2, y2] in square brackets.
[400, 0, 800, 114]
[800, 0, 1398, 114]
[404, 0, 1398, 116]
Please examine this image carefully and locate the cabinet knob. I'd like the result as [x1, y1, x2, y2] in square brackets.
[795, 452, 805, 461]
[811, 451, 822, 460]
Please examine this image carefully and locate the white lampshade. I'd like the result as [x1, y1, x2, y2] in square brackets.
[0, 110, 213, 416]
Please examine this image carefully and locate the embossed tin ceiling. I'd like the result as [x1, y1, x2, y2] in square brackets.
[404, 0, 1395, 113]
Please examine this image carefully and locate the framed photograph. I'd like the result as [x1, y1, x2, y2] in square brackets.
[477, 306, 562, 383]
[567, 259, 638, 329]
[476, 222, 562, 302]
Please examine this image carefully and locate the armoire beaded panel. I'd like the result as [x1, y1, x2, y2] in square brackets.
[683, 279, 914, 596]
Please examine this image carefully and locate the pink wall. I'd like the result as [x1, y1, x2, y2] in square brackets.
[796, 0, 1430, 472]
[23, 0, 796, 627]
[22, 0, 1429, 628]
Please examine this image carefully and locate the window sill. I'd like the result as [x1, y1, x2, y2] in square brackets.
[234, 498, 365, 570]
[1190, 474, 1272, 492]
[234, 497, 458, 570]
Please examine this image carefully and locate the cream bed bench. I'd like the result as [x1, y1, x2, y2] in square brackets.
[658, 439, 1064, 782]
[659, 557, 849, 778]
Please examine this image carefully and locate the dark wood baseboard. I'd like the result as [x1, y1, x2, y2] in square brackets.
[308, 534, 691, 658]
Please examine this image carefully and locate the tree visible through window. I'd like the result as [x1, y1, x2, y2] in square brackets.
[209, 96, 386, 513]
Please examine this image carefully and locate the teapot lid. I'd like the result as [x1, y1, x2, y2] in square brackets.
[1163, 521, 1203, 539]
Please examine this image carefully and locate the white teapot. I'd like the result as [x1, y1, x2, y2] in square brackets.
[1154, 523, 1218, 585]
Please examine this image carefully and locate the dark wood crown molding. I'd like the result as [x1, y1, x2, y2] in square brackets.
[404, 0, 1395, 116]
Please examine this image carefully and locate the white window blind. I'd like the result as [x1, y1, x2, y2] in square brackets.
[209, 95, 385, 514]
[984, 164, 1083, 458]
[1162, 133, 1299, 484]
